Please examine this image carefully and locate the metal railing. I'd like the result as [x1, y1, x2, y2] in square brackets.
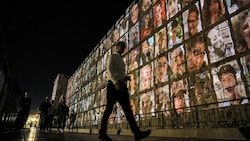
[76, 98, 250, 130]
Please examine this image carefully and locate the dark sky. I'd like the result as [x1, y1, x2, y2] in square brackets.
[1, 0, 134, 112]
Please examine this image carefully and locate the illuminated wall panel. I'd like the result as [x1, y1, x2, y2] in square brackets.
[66, 0, 250, 127]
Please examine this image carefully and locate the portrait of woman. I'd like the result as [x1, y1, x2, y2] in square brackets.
[202, 0, 226, 28]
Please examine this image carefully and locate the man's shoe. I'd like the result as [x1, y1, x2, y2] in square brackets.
[98, 135, 112, 141]
[135, 130, 151, 141]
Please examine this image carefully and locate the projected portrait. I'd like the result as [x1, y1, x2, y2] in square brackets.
[212, 60, 248, 107]
[140, 10, 153, 40]
[171, 79, 189, 114]
[128, 70, 139, 95]
[112, 26, 120, 43]
[119, 13, 129, 37]
[140, 0, 152, 12]
[240, 54, 250, 94]
[154, 53, 169, 86]
[201, 0, 226, 28]
[129, 3, 139, 26]
[185, 35, 208, 72]
[168, 46, 186, 80]
[154, 28, 167, 57]
[226, 0, 250, 14]
[188, 71, 218, 109]
[140, 91, 155, 117]
[206, 21, 235, 63]
[140, 63, 153, 91]
[130, 97, 138, 117]
[167, 17, 183, 49]
[129, 23, 140, 49]
[154, 85, 170, 116]
[153, 0, 166, 29]
[166, 0, 181, 20]
[123, 55, 129, 73]
[100, 88, 107, 106]
[140, 36, 154, 66]
[121, 34, 129, 55]
[183, 2, 202, 39]
[128, 47, 140, 72]
[231, 9, 250, 53]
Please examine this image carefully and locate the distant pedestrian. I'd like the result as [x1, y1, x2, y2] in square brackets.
[69, 110, 76, 132]
[39, 96, 50, 132]
[14, 91, 32, 133]
[47, 99, 56, 132]
[56, 95, 69, 134]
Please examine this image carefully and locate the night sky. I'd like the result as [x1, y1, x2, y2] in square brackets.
[1, 0, 134, 112]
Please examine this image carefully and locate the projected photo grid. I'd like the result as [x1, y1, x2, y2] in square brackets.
[66, 0, 250, 125]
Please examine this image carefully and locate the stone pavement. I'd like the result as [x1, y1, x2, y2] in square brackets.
[0, 127, 233, 141]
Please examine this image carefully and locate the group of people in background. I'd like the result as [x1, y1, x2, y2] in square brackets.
[14, 91, 32, 133]
[38, 95, 76, 134]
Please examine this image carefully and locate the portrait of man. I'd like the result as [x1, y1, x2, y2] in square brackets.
[154, 53, 169, 86]
[112, 26, 120, 43]
[154, 28, 167, 57]
[140, 63, 153, 91]
[183, 2, 202, 39]
[128, 47, 140, 72]
[185, 35, 207, 72]
[128, 70, 139, 95]
[140, 37, 154, 66]
[169, 46, 186, 80]
[129, 23, 140, 49]
[217, 63, 248, 106]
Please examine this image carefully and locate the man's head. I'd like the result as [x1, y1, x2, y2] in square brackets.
[187, 36, 206, 71]
[188, 4, 199, 36]
[218, 64, 240, 102]
[140, 64, 152, 89]
[116, 41, 126, 54]
[24, 91, 30, 98]
[156, 55, 168, 82]
[218, 64, 236, 81]
[50, 100, 55, 104]
[170, 47, 184, 75]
